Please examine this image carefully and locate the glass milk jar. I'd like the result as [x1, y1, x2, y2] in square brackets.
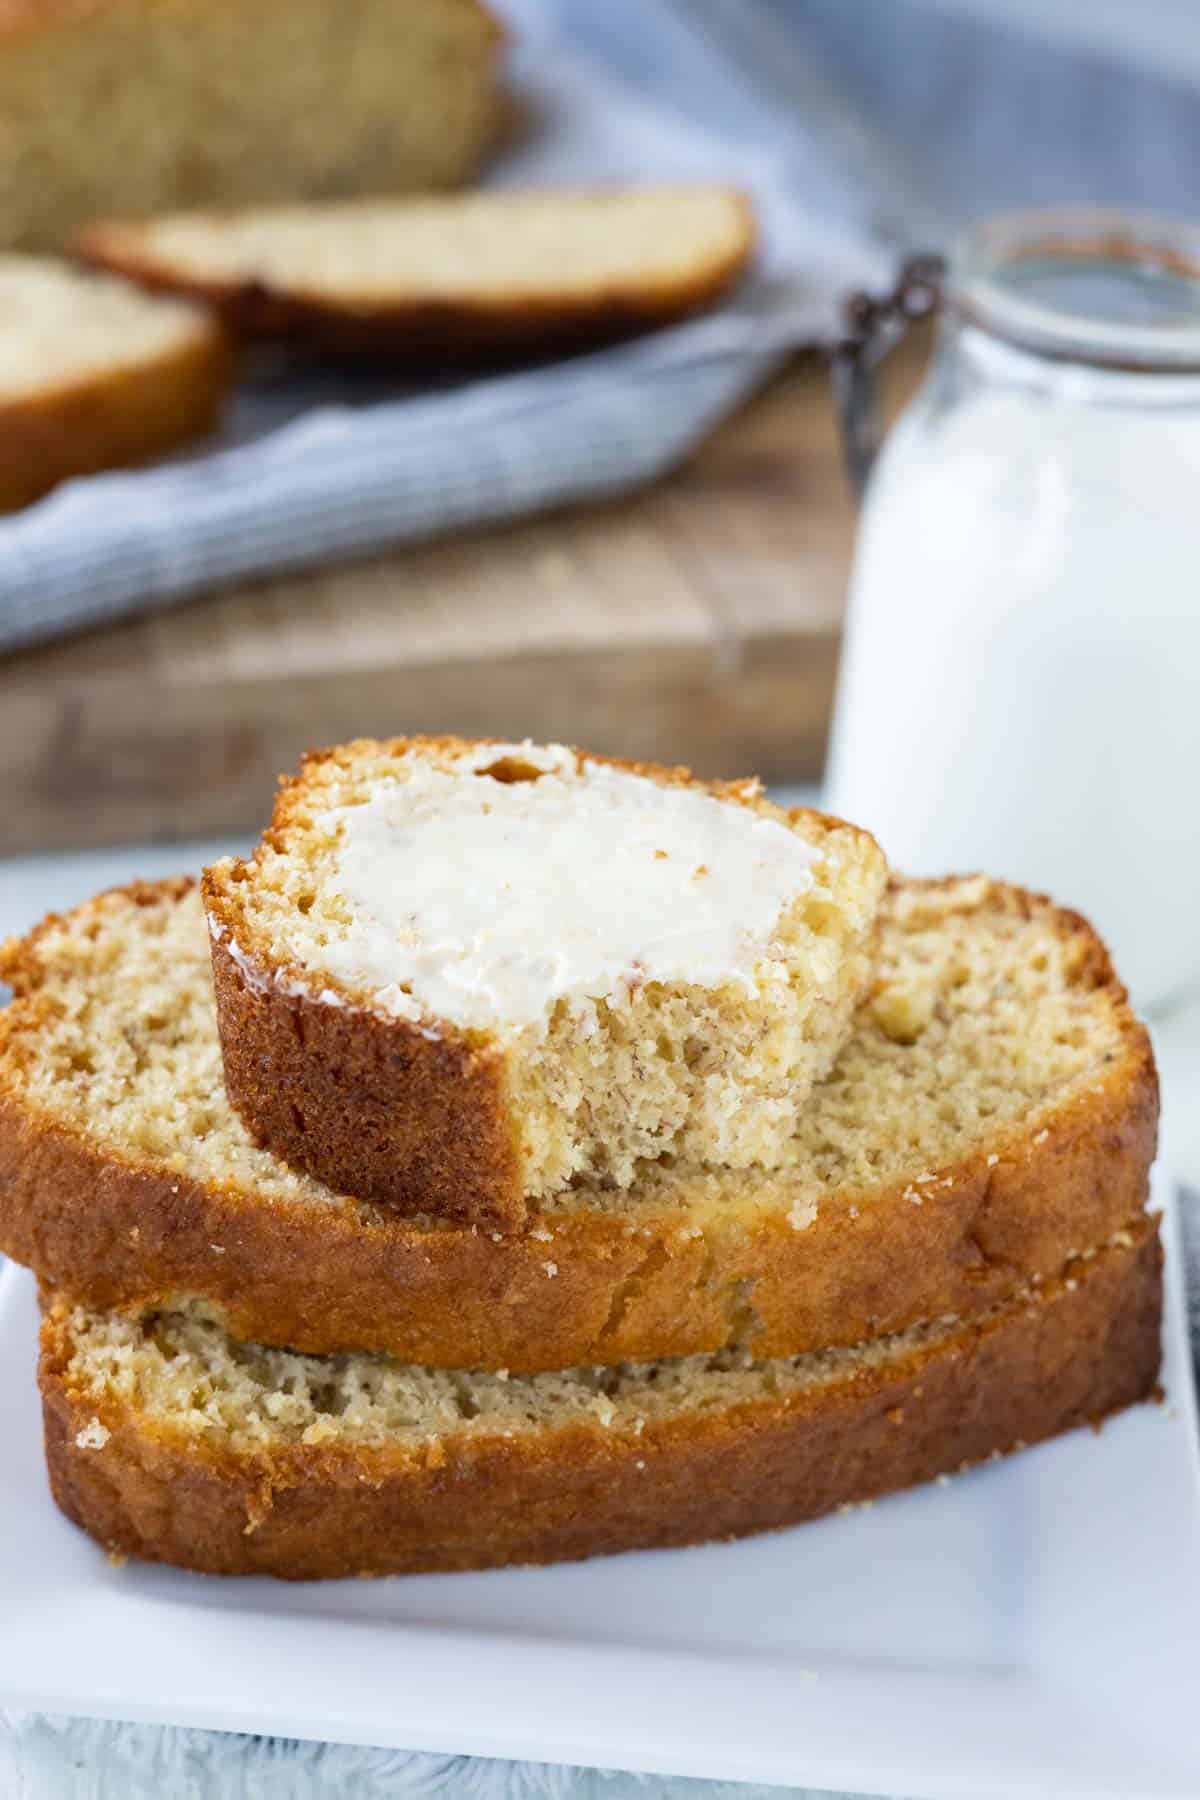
[827, 210, 1200, 1007]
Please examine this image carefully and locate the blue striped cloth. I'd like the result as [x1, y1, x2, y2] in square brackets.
[0, 295, 839, 654]
[5, 0, 1200, 661]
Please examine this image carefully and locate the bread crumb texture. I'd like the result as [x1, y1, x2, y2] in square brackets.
[0, 256, 212, 403]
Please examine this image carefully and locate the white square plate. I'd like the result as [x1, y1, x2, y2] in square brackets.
[1, 1168, 1198, 1800]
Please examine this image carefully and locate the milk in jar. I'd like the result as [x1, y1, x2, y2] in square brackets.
[827, 210, 1200, 1006]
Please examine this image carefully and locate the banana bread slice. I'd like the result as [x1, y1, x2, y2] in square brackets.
[0, 256, 229, 510]
[40, 1223, 1162, 1580]
[79, 187, 756, 359]
[202, 739, 888, 1230]
[0, 874, 1157, 1372]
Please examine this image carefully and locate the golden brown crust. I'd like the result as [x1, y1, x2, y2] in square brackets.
[209, 932, 527, 1232]
[39, 1226, 1163, 1580]
[77, 191, 757, 362]
[202, 736, 872, 1232]
[0, 323, 230, 511]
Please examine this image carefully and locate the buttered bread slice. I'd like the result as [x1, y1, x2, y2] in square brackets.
[0, 875, 1157, 1371]
[202, 739, 887, 1230]
[40, 1225, 1161, 1580]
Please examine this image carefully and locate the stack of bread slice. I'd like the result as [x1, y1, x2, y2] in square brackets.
[0, 737, 1162, 1580]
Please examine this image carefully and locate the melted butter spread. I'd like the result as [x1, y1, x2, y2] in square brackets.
[312, 747, 818, 1031]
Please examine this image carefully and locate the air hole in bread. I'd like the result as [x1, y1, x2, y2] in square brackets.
[450, 1377, 481, 1420]
[476, 757, 546, 784]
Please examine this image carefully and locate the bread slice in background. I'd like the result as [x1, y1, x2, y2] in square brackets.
[39, 1224, 1162, 1579]
[0, 257, 230, 511]
[79, 187, 758, 359]
[0, 0, 504, 252]
[202, 738, 886, 1229]
[0, 873, 1158, 1371]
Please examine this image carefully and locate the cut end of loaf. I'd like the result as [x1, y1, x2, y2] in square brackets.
[0, 0, 505, 251]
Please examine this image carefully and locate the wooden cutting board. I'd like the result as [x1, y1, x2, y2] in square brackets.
[3, 347, 875, 854]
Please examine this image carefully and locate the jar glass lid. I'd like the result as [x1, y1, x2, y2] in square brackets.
[950, 208, 1200, 370]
